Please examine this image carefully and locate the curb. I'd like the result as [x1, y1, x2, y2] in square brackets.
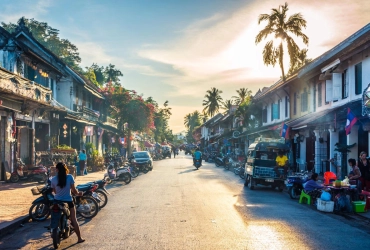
[0, 215, 30, 239]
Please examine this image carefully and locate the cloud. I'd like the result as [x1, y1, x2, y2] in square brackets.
[0, 0, 53, 23]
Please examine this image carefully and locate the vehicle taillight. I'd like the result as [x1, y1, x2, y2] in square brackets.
[91, 184, 98, 192]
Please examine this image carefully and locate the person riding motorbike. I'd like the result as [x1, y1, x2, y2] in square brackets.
[193, 148, 202, 166]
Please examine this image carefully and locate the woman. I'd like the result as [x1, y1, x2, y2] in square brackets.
[357, 152, 370, 191]
[51, 163, 85, 244]
[348, 158, 362, 193]
[304, 173, 325, 201]
[79, 149, 87, 176]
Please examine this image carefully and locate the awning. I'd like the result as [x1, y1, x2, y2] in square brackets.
[144, 141, 153, 147]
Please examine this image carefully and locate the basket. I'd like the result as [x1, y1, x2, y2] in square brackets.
[31, 186, 44, 195]
[352, 201, 366, 213]
[317, 198, 334, 212]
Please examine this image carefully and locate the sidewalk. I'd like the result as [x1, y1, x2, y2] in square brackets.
[0, 170, 106, 238]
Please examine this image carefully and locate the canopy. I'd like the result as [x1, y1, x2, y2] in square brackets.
[144, 141, 153, 147]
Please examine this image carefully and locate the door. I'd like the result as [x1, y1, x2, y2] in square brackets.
[306, 134, 315, 172]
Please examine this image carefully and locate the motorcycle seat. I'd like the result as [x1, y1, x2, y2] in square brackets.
[76, 184, 93, 191]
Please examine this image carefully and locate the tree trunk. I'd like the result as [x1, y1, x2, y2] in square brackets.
[279, 42, 285, 81]
[127, 127, 131, 157]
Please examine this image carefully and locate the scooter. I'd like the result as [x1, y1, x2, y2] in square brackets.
[50, 201, 73, 249]
[193, 158, 202, 170]
[104, 163, 131, 184]
[285, 171, 309, 199]
[214, 154, 230, 169]
[10, 159, 47, 184]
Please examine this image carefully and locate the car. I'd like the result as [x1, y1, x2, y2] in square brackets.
[132, 151, 153, 171]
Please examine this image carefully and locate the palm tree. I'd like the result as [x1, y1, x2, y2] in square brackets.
[184, 113, 192, 129]
[222, 99, 235, 113]
[200, 111, 209, 123]
[255, 2, 309, 80]
[233, 88, 252, 105]
[202, 87, 223, 117]
[288, 48, 311, 76]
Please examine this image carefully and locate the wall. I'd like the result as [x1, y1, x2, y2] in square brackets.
[57, 77, 73, 109]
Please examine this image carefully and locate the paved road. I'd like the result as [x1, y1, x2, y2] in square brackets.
[1, 154, 369, 250]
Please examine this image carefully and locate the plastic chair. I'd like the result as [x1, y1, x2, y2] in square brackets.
[324, 171, 337, 185]
[299, 190, 311, 205]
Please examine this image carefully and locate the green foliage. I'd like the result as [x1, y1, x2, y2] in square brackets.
[85, 142, 95, 154]
[255, 2, 309, 80]
[202, 87, 223, 117]
[184, 111, 202, 143]
[334, 143, 356, 154]
[57, 144, 73, 150]
[233, 88, 252, 105]
[2, 17, 81, 70]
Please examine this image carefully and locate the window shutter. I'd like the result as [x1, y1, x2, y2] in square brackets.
[355, 63, 362, 95]
[332, 73, 342, 101]
[271, 103, 273, 121]
[262, 109, 267, 123]
[325, 80, 333, 102]
[277, 100, 280, 119]
[272, 104, 279, 120]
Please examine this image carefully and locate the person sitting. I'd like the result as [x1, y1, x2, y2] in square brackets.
[304, 173, 326, 203]
[274, 150, 288, 179]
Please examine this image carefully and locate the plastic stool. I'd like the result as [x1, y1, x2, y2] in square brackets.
[299, 190, 311, 205]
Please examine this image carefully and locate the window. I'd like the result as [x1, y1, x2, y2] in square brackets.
[272, 103, 279, 120]
[285, 96, 288, 117]
[355, 63, 362, 95]
[262, 108, 267, 123]
[342, 69, 348, 99]
[318, 82, 322, 107]
[271, 103, 273, 121]
[301, 90, 308, 112]
[293, 93, 297, 115]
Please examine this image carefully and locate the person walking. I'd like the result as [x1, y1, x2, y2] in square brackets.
[51, 162, 85, 244]
[79, 149, 87, 176]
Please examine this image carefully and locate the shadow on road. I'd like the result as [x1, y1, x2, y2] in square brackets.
[178, 169, 197, 174]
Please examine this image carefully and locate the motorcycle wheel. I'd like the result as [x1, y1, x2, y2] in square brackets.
[10, 174, 19, 183]
[224, 164, 229, 170]
[142, 166, 149, 174]
[63, 226, 70, 239]
[95, 190, 108, 208]
[215, 162, 220, 167]
[289, 186, 301, 199]
[77, 196, 99, 219]
[29, 202, 50, 221]
[52, 229, 60, 249]
[119, 173, 132, 184]
[38, 174, 47, 184]
[131, 169, 139, 178]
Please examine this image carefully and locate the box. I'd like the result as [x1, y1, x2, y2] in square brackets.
[317, 198, 334, 212]
[352, 201, 367, 213]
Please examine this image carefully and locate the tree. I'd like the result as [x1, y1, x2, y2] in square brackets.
[183, 111, 202, 143]
[2, 17, 82, 71]
[287, 48, 311, 76]
[222, 99, 235, 113]
[255, 2, 309, 80]
[87, 63, 106, 86]
[233, 88, 252, 105]
[100, 83, 155, 155]
[105, 64, 123, 85]
[202, 87, 223, 117]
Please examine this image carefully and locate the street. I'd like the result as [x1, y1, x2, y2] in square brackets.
[1, 154, 369, 250]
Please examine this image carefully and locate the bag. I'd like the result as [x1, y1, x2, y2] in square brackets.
[334, 193, 352, 213]
[320, 191, 331, 201]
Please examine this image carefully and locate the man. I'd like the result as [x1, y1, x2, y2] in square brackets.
[193, 148, 202, 166]
[171, 145, 176, 158]
[274, 150, 288, 179]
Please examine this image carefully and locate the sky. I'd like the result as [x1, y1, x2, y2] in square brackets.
[1, 0, 369, 134]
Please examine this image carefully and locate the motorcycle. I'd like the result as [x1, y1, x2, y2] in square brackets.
[285, 171, 309, 199]
[50, 201, 73, 249]
[104, 163, 132, 184]
[29, 183, 54, 221]
[214, 154, 230, 169]
[193, 158, 202, 170]
[10, 159, 47, 184]
[76, 183, 106, 209]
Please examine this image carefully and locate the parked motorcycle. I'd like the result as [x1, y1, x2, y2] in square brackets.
[29, 183, 54, 221]
[10, 159, 47, 184]
[104, 164, 132, 184]
[214, 154, 230, 169]
[76, 183, 106, 209]
[285, 171, 309, 199]
[50, 201, 73, 249]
